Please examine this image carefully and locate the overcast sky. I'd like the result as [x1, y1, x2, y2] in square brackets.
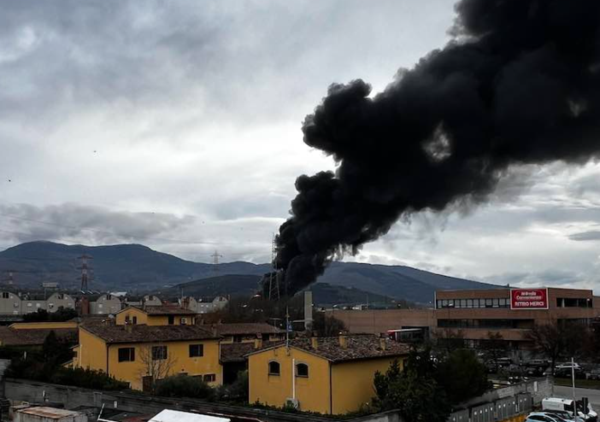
[1, 1, 600, 292]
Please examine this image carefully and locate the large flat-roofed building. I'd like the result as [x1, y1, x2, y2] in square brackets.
[435, 287, 597, 349]
[325, 308, 435, 336]
[327, 287, 600, 351]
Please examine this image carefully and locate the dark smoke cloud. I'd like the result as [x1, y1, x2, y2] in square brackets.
[274, 0, 600, 295]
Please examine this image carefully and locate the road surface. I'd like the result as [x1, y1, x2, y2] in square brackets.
[555, 385, 600, 409]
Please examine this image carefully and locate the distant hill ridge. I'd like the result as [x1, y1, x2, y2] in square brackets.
[0, 241, 498, 304]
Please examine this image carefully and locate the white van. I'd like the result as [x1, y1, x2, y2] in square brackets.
[542, 398, 598, 422]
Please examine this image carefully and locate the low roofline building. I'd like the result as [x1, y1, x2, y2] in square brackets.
[247, 335, 409, 414]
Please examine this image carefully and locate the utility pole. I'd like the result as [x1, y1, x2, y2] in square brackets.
[78, 254, 93, 292]
[572, 357, 576, 403]
[285, 306, 290, 349]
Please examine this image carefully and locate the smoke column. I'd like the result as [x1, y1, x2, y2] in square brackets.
[274, 0, 600, 296]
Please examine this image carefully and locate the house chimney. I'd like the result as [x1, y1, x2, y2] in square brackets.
[304, 291, 313, 330]
[311, 337, 318, 350]
[338, 334, 347, 349]
[254, 337, 263, 349]
[125, 323, 133, 333]
[211, 324, 217, 337]
[379, 337, 387, 351]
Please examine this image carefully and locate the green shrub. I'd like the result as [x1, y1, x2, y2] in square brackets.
[155, 375, 215, 400]
[50, 367, 129, 391]
[215, 370, 248, 403]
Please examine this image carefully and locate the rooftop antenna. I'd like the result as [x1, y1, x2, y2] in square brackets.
[78, 253, 93, 292]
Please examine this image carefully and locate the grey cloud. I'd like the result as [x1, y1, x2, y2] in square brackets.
[482, 269, 584, 288]
[568, 231, 600, 241]
[0, 0, 454, 129]
[0, 203, 196, 246]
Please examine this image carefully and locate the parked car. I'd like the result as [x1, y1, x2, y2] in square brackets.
[555, 363, 585, 378]
[555, 367, 586, 379]
[526, 361, 550, 376]
[556, 362, 582, 371]
[497, 357, 513, 367]
[529, 359, 551, 366]
[527, 412, 574, 422]
[585, 368, 600, 380]
[542, 397, 598, 422]
[545, 410, 585, 422]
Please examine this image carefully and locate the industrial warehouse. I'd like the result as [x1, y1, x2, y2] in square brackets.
[328, 287, 600, 350]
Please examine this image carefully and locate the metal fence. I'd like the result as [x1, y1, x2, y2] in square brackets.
[449, 393, 532, 422]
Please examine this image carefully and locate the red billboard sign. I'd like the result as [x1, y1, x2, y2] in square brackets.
[510, 288, 548, 310]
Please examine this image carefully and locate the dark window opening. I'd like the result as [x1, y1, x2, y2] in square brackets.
[152, 346, 167, 360]
[203, 374, 216, 382]
[269, 361, 280, 375]
[189, 344, 204, 357]
[296, 363, 309, 378]
[118, 347, 135, 362]
[168, 315, 175, 325]
[557, 298, 592, 308]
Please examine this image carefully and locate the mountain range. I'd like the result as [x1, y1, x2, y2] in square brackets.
[161, 275, 396, 307]
[0, 241, 498, 304]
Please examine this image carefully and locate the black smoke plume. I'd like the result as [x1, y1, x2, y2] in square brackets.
[273, 0, 600, 296]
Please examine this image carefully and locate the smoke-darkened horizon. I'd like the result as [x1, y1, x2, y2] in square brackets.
[274, 0, 600, 296]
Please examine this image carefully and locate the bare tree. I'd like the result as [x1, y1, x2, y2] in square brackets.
[525, 319, 589, 374]
[138, 344, 178, 392]
[479, 331, 509, 373]
[312, 312, 346, 337]
[433, 328, 466, 357]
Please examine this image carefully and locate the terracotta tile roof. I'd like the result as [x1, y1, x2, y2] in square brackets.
[212, 323, 283, 336]
[0, 327, 78, 346]
[220, 342, 259, 363]
[81, 321, 218, 344]
[247, 335, 409, 363]
[133, 305, 197, 316]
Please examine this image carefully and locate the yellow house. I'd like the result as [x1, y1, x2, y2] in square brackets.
[248, 335, 409, 415]
[115, 306, 198, 326]
[76, 316, 222, 391]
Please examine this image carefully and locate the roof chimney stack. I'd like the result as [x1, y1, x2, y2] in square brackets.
[311, 337, 318, 350]
[379, 337, 387, 351]
[338, 334, 347, 349]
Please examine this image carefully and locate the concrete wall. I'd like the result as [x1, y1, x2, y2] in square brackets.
[447, 378, 549, 422]
[4, 378, 403, 422]
[461, 377, 553, 409]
